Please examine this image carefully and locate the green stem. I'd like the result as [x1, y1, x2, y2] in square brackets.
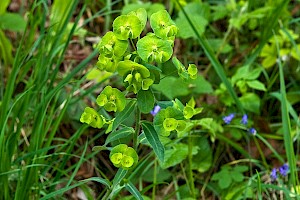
[133, 107, 141, 150]
[187, 131, 196, 198]
[104, 0, 111, 32]
[152, 159, 157, 200]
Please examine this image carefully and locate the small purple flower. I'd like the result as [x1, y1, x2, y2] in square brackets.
[270, 168, 278, 181]
[241, 114, 248, 125]
[223, 113, 235, 124]
[150, 105, 161, 116]
[248, 127, 257, 135]
[279, 163, 289, 176]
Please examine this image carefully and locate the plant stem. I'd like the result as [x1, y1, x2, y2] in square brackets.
[187, 131, 196, 198]
[104, 0, 111, 32]
[133, 107, 141, 150]
[152, 159, 157, 200]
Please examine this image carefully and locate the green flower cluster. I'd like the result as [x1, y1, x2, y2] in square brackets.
[80, 86, 126, 130]
[80, 8, 201, 172]
[109, 144, 139, 170]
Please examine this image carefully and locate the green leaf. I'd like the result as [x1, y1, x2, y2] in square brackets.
[211, 169, 232, 189]
[92, 146, 108, 151]
[112, 168, 127, 188]
[142, 122, 165, 162]
[176, 15, 207, 39]
[0, 29, 13, 65]
[246, 80, 267, 91]
[137, 90, 155, 114]
[160, 143, 189, 169]
[0, 0, 10, 14]
[112, 100, 136, 131]
[152, 75, 213, 99]
[40, 177, 110, 200]
[105, 127, 135, 145]
[191, 137, 212, 173]
[125, 182, 144, 200]
[231, 171, 245, 182]
[239, 93, 260, 114]
[0, 13, 26, 31]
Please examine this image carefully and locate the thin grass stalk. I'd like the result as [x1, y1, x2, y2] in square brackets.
[278, 56, 298, 188]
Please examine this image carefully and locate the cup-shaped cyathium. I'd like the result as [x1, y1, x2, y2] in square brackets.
[97, 31, 128, 58]
[187, 64, 198, 79]
[117, 60, 154, 94]
[154, 107, 186, 137]
[113, 11, 145, 40]
[183, 97, 203, 119]
[80, 107, 106, 128]
[150, 10, 178, 39]
[96, 54, 119, 73]
[109, 144, 139, 170]
[137, 34, 173, 63]
[96, 86, 126, 112]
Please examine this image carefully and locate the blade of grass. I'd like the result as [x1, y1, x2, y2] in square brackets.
[275, 33, 298, 188]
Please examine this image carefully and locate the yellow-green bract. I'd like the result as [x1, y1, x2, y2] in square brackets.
[80, 107, 105, 128]
[97, 31, 128, 58]
[150, 10, 178, 39]
[117, 60, 154, 94]
[113, 13, 145, 40]
[96, 86, 126, 112]
[153, 107, 186, 137]
[109, 144, 139, 170]
[137, 34, 173, 63]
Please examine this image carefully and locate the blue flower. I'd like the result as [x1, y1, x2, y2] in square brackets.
[241, 114, 248, 125]
[279, 163, 289, 176]
[248, 127, 257, 135]
[150, 105, 161, 116]
[270, 168, 277, 181]
[223, 113, 235, 124]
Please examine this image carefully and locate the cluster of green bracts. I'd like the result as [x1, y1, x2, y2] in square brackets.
[80, 8, 200, 170]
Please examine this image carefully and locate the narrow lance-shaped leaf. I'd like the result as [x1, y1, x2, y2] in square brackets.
[112, 100, 136, 131]
[142, 122, 164, 162]
[125, 181, 144, 200]
[105, 127, 135, 146]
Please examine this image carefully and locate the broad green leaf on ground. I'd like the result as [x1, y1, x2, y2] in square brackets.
[160, 143, 198, 169]
[207, 39, 233, 54]
[239, 93, 260, 114]
[152, 75, 213, 99]
[192, 137, 213, 172]
[175, 2, 209, 39]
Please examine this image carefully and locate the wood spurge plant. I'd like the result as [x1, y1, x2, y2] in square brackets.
[80, 7, 206, 198]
